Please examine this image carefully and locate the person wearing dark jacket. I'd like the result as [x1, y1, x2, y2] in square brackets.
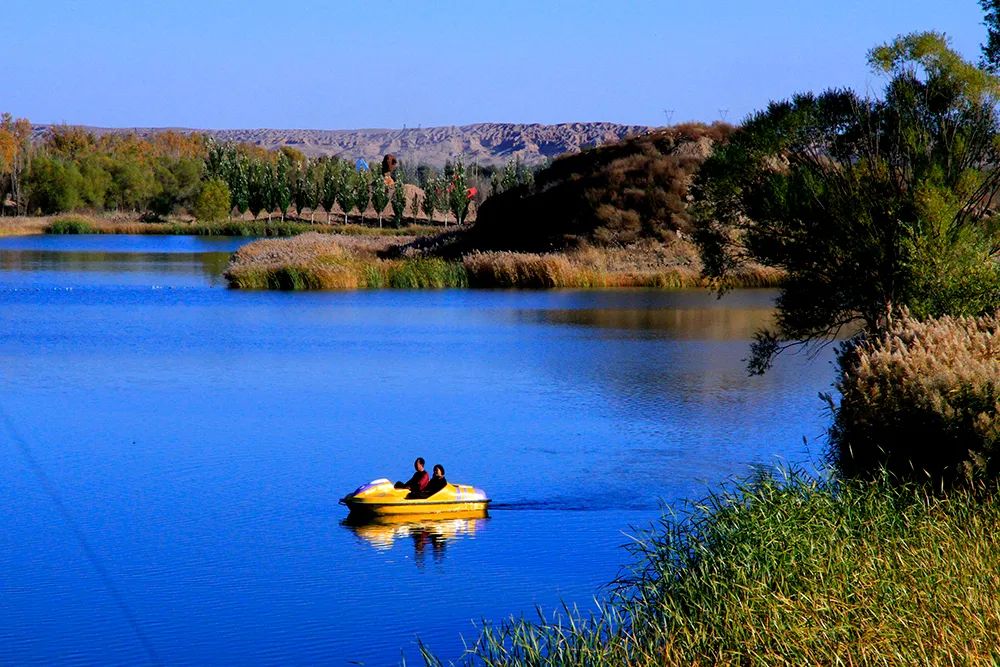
[395, 457, 429, 493]
[409, 464, 447, 499]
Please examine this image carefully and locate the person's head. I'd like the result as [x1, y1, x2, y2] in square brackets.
[414, 457, 425, 472]
[432, 464, 445, 478]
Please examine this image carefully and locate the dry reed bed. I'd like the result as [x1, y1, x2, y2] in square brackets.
[225, 234, 783, 290]
[224, 233, 467, 289]
[832, 311, 1000, 484]
[462, 248, 782, 289]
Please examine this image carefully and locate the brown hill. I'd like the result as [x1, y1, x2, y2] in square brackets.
[466, 122, 734, 252]
[30, 122, 654, 167]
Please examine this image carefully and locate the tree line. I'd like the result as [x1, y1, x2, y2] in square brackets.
[0, 117, 517, 226]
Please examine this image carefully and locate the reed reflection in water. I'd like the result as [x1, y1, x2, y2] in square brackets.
[526, 305, 775, 340]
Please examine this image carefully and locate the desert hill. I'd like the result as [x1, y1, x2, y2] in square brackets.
[30, 122, 655, 167]
[467, 122, 734, 251]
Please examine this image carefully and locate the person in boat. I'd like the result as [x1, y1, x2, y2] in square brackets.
[394, 457, 429, 493]
[408, 464, 447, 499]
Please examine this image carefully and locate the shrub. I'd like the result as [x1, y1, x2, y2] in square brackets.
[830, 311, 1000, 486]
[46, 215, 95, 234]
[193, 178, 231, 221]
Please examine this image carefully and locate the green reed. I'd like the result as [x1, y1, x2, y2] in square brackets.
[419, 469, 1000, 665]
[46, 215, 96, 234]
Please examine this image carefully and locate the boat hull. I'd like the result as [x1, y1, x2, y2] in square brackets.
[340, 478, 491, 518]
[344, 498, 490, 517]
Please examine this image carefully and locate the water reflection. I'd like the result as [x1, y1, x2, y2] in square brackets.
[0, 249, 231, 278]
[342, 513, 489, 566]
[525, 306, 775, 339]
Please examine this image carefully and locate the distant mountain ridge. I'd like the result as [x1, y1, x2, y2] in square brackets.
[31, 122, 656, 167]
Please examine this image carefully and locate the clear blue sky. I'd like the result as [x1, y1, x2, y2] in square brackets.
[4, 0, 988, 129]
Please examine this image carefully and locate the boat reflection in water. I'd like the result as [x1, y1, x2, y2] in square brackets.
[342, 510, 489, 565]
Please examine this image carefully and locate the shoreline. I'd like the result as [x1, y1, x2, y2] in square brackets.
[1, 215, 784, 290]
[223, 232, 783, 291]
[0, 214, 440, 238]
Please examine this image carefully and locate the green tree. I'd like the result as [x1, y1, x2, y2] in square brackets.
[319, 159, 340, 223]
[335, 164, 354, 224]
[982, 0, 1000, 71]
[421, 176, 439, 223]
[193, 178, 231, 221]
[78, 155, 112, 209]
[351, 168, 372, 222]
[446, 159, 473, 226]
[107, 159, 158, 212]
[370, 169, 390, 228]
[247, 158, 270, 220]
[273, 153, 292, 221]
[293, 161, 317, 220]
[695, 32, 1000, 374]
[25, 155, 83, 213]
[391, 173, 407, 226]
[229, 153, 250, 218]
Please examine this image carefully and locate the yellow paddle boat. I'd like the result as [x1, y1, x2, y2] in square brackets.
[339, 478, 491, 518]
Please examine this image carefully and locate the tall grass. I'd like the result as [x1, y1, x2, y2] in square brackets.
[831, 311, 1000, 486]
[420, 471, 1000, 665]
[226, 257, 468, 290]
[462, 251, 782, 289]
[224, 234, 467, 290]
[226, 233, 784, 291]
[46, 215, 96, 234]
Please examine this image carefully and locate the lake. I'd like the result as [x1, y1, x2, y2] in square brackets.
[0, 235, 835, 665]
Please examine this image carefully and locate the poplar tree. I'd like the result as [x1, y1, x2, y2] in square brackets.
[335, 165, 354, 224]
[391, 174, 407, 226]
[352, 168, 372, 222]
[370, 168, 390, 228]
[421, 176, 439, 223]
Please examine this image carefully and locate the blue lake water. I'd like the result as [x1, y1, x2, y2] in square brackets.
[0, 235, 835, 665]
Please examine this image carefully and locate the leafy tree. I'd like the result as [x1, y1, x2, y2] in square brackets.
[351, 168, 372, 222]
[416, 164, 434, 190]
[695, 32, 1000, 374]
[370, 169, 390, 228]
[446, 160, 473, 226]
[25, 155, 84, 213]
[2, 113, 33, 214]
[306, 162, 321, 220]
[247, 158, 270, 219]
[77, 155, 112, 209]
[107, 158, 158, 212]
[982, 0, 1000, 71]
[274, 152, 292, 221]
[193, 178, 231, 221]
[292, 162, 311, 219]
[391, 173, 407, 226]
[421, 176, 439, 223]
[335, 164, 354, 224]
[229, 152, 250, 217]
[320, 159, 340, 223]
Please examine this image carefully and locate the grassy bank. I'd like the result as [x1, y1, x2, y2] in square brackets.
[463, 250, 782, 289]
[0, 214, 438, 238]
[224, 233, 467, 289]
[225, 232, 784, 290]
[423, 472, 1000, 665]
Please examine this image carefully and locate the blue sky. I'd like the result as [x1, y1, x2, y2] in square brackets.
[3, 0, 987, 129]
